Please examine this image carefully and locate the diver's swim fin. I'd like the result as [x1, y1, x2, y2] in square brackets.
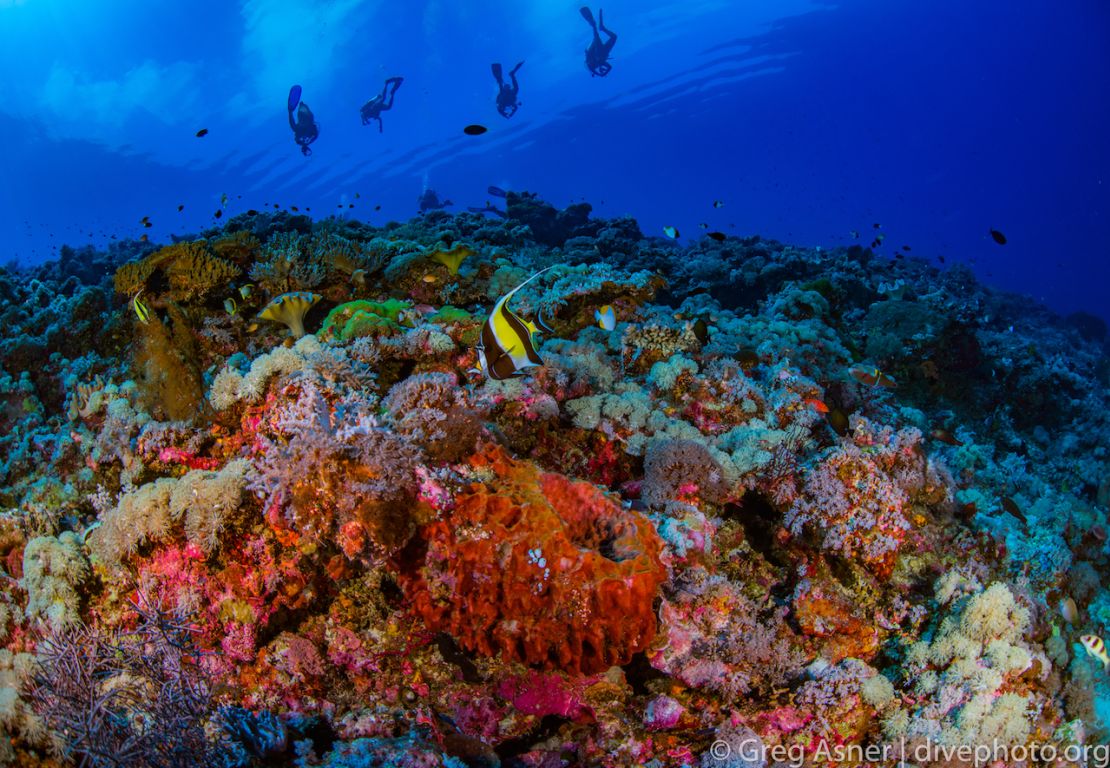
[491, 62, 503, 84]
[288, 84, 303, 112]
[579, 6, 597, 29]
[387, 76, 403, 91]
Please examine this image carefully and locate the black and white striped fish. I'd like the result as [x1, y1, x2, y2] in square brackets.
[476, 267, 554, 380]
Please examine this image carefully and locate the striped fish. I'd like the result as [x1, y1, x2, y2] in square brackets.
[477, 267, 552, 380]
[1081, 635, 1110, 670]
[132, 289, 151, 325]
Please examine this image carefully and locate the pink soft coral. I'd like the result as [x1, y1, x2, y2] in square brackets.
[784, 416, 945, 577]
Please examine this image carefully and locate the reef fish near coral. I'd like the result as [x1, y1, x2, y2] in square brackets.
[848, 364, 897, 389]
[476, 266, 551, 379]
[1081, 634, 1110, 669]
[131, 288, 151, 325]
[595, 304, 616, 331]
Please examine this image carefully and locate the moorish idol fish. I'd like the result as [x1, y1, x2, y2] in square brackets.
[131, 289, 151, 325]
[476, 267, 553, 380]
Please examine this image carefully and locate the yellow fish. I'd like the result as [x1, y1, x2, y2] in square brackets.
[238, 284, 255, 300]
[594, 305, 616, 331]
[1060, 597, 1079, 625]
[131, 289, 151, 325]
[224, 297, 238, 315]
[1081, 635, 1110, 670]
[477, 267, 552, 380]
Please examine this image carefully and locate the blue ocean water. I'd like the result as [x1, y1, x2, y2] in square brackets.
[0, 0, 1107, 322]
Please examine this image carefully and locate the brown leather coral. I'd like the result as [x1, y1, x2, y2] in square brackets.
[402, 446, 666, 675]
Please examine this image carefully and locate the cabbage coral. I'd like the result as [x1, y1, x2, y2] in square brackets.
[257, 291, 321, 339]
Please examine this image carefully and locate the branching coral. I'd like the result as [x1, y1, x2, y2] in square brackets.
[652, 568, 804, 699]
[785, 417, 945, 577]
[381, 371, 485, 462]
[249, 231, 325, 295]
[249, 381, 421, 563]
[28, 598, 225, 768]
[402, 445, 666, 675]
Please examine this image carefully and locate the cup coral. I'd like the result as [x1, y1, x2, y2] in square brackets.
[257, 291, 321, 339]
[428, 244, 474, 276]
[401, 445, 667, 675]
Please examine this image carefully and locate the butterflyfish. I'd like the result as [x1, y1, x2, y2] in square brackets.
[595, 305, 616, 331]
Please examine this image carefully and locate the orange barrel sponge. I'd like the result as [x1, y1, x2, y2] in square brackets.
[402, 446, 666, 675]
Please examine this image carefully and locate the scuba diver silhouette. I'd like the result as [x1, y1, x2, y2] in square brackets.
[418, 189, 453, 213]
[579, 7, 617, 77]
[360, 77, 404, 133]
[287, 85, 319, 156]
[491, 61, 524, 119]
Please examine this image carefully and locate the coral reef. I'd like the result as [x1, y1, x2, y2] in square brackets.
[0, 191, 1107, 765]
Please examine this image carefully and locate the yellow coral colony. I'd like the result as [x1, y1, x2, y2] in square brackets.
[258, 291, 322, 339]
[429, 244, 474, 276]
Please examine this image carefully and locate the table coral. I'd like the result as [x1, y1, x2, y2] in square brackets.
[402, 445, 666, 675]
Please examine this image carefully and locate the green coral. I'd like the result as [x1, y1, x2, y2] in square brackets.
[320, 299, 412, 342]
[427, 305, 472, 325]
